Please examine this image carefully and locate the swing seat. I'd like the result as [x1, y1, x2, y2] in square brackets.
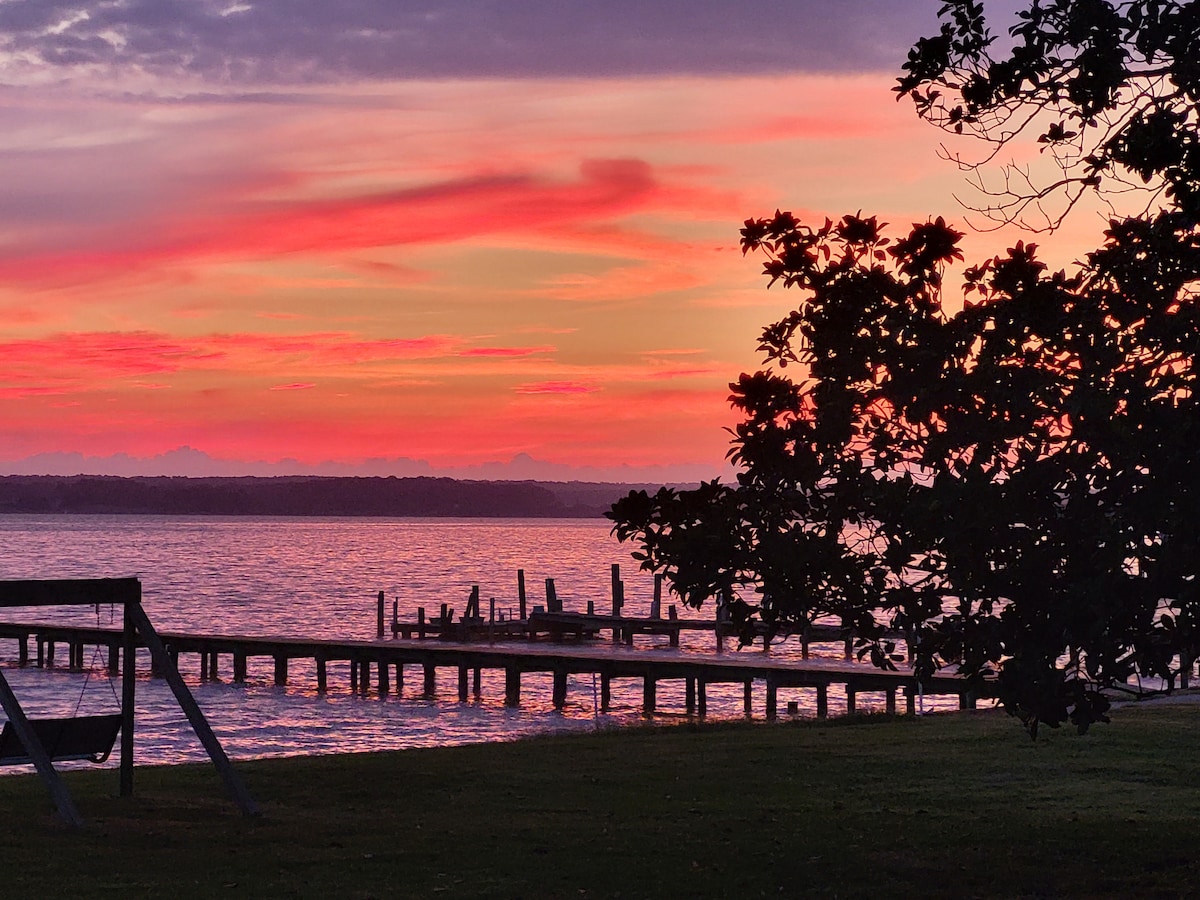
[0, 714, 123, 766]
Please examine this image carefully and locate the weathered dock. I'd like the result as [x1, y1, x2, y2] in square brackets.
[379, 566, 899, 659]
[0, 621, 982, 720]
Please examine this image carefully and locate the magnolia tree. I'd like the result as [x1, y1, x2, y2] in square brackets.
[608, 0, 1200, 735]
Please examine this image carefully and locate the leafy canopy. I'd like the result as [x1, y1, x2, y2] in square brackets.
[897, 0, 1200, 230]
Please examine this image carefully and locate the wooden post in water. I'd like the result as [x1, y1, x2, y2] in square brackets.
[107, 641, 119, 674]
[846, 687, 857, 715]
[743, 679, 753, 717]
[553, 669, 568, 709]
[714, 601, 724, 655]
[766, 678, 778, 721]
[378, 657, 389, 695]
[17, 635, 28, 667]
[423, 663, 436, 698]
[545, 578, 559, 613]
[816, 684, 829, 718]
[395, 662, 404, 693]
[458, 666, 469, 701]
[518, 569, 527, 621]
[652, 574, 663, 619]
[668, 605, 680, 648]
[274, 655, 288, 686]
[685, 677, 696, 715]
[465, 585, 480, 620]
[417, 607, 426, 639]
[697, 681, 707, 718]
[642, 675, 656, 715]
[377, 590, 385, 639]
[886, 687, 897, 715]
[600, 673, 611, 711]
[472, 667, 481, 698]
[392, 599, 398, 639]
[489, 598, 496, 643]
[505, 665, 520, 706]
[610, 564, 621, 616]
[316, 657, 327, 693]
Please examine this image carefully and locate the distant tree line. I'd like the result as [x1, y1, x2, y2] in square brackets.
[0, 476, 646, 519]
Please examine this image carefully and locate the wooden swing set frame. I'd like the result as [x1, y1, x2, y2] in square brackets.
[0, 578, 258, 827]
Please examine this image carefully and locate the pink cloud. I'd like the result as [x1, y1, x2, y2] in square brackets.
[650, 367, 721, 380]
[0, 159, 676, 288]
[270, 382, 316, 391]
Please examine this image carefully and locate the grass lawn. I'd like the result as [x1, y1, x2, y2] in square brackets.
[1, 702, 1198, 898]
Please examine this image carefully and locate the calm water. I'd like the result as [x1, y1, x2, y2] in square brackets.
[0, 515, 948, 770]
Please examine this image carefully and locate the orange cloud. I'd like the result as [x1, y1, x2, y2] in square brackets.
[514, 381, 599, 395]
[459, 346, 555, 358]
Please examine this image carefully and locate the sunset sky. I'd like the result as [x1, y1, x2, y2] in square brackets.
[0, 1, 1106, 481]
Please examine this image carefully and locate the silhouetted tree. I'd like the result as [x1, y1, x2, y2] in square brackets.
[609, 1, 1200, 735]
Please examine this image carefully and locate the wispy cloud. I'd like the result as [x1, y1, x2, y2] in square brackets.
[269, 382, 315, 391]
[514, 381, 599, 395]
[0, 2, 940, 85]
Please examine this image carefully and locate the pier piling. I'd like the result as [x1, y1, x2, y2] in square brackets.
[553, 669, 567, 709]
[517, 570, 527, 621]
[504, 666, 520, 706]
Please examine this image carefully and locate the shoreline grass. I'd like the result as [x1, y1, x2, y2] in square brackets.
[2, 704, 1198, 898]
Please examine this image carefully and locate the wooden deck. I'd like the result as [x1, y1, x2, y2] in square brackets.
[0, 621, 985, 721]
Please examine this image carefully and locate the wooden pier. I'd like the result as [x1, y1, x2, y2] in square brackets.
[0, 621, 983, 720]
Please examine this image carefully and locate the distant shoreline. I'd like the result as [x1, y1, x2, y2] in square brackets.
[0, 474, 683, 519]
